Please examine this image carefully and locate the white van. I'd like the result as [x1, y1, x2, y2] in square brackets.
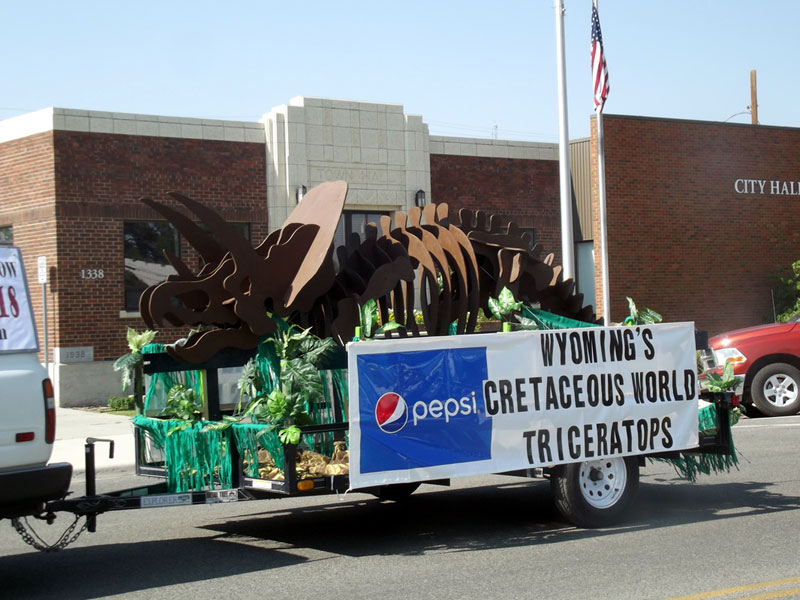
[0, 246, 71, 519]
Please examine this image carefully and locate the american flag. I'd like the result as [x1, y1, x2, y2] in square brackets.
[591, 1, 609, 112]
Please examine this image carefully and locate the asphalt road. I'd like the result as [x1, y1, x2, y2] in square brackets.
[1, 414, 799, 600]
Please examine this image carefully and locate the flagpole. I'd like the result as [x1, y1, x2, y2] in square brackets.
[596, 109, 610, 324]
[592, 0, 610, 324]
[555, 0, 575, 282]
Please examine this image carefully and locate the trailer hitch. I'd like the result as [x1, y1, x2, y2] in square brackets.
[85, 437, 115, 532]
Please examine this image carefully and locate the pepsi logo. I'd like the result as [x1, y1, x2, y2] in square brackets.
[375, 392, 408, 434]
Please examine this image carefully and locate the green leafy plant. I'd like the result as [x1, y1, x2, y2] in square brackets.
[164, 384, 204, 435]
[108, 395, 135, 411]
[488, 287, 523, 321]
[207, 323, 336, 446]
[513, 313, 540, 331]
[704, 361, 741, 393]
[237, 357, 265, 412]
[358, 299, 404, 338]
[770, 259, 800, 322]
[623, 297, 662, 325]
[112, 328, 157, 414]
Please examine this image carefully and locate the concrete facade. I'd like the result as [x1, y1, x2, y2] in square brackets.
[263, 97, 432, 228]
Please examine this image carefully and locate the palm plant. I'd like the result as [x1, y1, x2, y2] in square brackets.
[113, 328, 157, 414]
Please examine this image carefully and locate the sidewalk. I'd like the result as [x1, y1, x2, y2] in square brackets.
[52, 408, 136, 474]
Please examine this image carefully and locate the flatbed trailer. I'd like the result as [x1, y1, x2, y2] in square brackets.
[40, 330, 737, 541]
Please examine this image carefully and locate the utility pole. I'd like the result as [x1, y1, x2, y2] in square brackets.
[750, 70, 759, 125]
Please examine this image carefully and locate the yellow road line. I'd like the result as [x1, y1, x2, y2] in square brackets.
[741, 585, 800, 599]
[671, 576, 800, 600]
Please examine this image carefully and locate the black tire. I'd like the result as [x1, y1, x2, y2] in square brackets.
[550, 457, 639, 528]
[372, 482, 420, 502]
[751, 362, 800, 417]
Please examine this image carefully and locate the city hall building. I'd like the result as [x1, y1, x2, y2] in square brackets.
[1, 97, 799, 406]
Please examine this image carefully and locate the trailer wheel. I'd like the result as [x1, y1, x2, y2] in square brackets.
[550, 457, 639, 528]
[372, 482, 420, 502]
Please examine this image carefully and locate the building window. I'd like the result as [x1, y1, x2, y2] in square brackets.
[124, 221, 179, 312]
[198, 222, 251, 245]
[0, 225, 12, 245]
[334, 211, 390, 251]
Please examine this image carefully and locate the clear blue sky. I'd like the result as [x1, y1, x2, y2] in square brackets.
[3, 1, 797, 142]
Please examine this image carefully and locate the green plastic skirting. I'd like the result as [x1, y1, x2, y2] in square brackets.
[133, 415, 232, 492]
[647, 402, 739, 482]
[231, 423, 284, 476]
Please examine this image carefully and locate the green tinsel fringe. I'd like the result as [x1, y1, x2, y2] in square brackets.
[231, 423, 284, 476]
[650, 450, 739, 483]
[141, 343, 203, 415]
[133, 415, 232, 492]
[647, 402, 740, 482]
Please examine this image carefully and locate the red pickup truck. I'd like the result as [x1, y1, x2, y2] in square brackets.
[703, 315, 800, 417]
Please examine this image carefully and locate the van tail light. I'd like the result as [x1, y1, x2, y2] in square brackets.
[43, 378, 56, 444]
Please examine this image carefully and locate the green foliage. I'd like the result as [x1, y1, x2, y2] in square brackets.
[513, 314, 540, 331]
[127, 328, 157, 353]
[112, 353, 140, 392]
[165, 384, 203, 435]
[358, 299, 405, 338]
[113, 328, 157, 392]
[237, 357, 264, 410]
[165, 384, 203, 421]
[359, 299, 379, 338]
[207, 322, 334, 445]
[488, 287, 523, 321]
[770, 259, 800, 322]
[278, 425, 302, 445]
[704, 361, 741, 393]
[623, 297, 662, 325]
[108, 395, 135, 411]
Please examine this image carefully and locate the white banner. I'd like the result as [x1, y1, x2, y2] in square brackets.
[0, 246, 39, 353]
[348, 322, 699, 489]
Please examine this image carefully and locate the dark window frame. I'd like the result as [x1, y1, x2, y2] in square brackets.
[123, 220, 180, 313]
[123, 220, 252, 313]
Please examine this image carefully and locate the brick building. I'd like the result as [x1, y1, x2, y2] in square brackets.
[1, 99, 568, 406]
[2, 98, 797, 406]
[591, 115, 800, 335]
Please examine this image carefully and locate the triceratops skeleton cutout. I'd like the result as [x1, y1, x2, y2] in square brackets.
[139, 181, 596, 363]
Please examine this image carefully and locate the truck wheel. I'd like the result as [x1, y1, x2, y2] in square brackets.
[550, 457, 639, 528]
[372, 482, 420, 502]
[751, 362, 800, 417]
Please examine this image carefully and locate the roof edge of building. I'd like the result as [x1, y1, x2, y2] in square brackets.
[429, 134, 559, 160]
[0, 107, 266, 144]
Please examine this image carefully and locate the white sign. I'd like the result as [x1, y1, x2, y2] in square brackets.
[347, 323, 699, 489]
[0, 246, 38, 354]
[140, 493, 193, 508]
[37, 255, 47, 284]
[734, 178, 800, 196]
